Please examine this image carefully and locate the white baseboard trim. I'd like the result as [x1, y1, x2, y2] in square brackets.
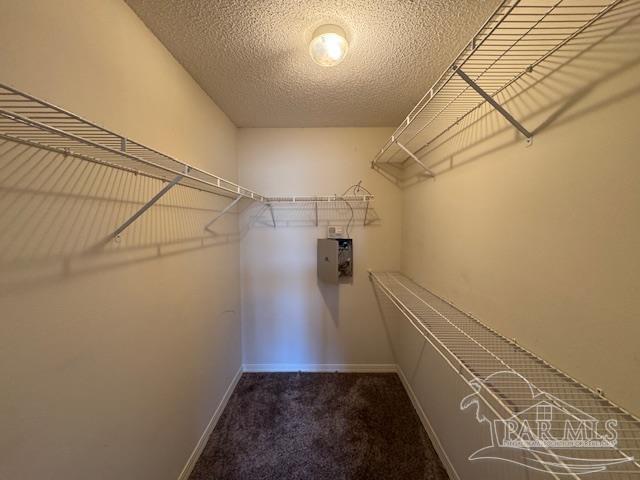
[242, 363, 398, 373]
[395, 366, 461, 480]
[177, 366, 243, 480]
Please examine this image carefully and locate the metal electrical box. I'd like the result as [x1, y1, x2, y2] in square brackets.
[327, 225, 346, 239]
[317, 238, 353, 284]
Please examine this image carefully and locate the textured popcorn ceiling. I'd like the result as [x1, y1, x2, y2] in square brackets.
[125, 0, 500, 127]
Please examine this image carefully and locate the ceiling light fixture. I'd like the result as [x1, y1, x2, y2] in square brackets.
[309, 25, 348, 67]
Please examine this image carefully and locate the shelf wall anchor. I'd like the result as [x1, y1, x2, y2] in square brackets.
[204, 194, 243, 233]
[454, 68, 533, 143]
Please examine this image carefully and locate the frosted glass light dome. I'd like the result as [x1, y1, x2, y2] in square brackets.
[309, 25, 348, 67]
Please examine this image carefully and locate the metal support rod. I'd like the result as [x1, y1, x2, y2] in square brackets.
[109, 174, 183, 241]
[396, 142, 435, 177]
[267, 203, 276, 228]
[363, 200, 370, 226]
[454, 68, 533, 140]
[314, 201, 318, 227]
[204, 195, 242, 232]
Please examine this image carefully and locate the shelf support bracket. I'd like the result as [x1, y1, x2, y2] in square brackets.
[454, 68, 533, 143]
[204, 195, 243, 233]
[267, 203, 276, 228]
[109, 174, 183, 242]
[315, 201, 318, 227]
[396, 141, 435, 177]
[363, 199, 370, 226]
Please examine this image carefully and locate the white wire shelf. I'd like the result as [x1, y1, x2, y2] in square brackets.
[0, 83, 377, 206]
[254, 197, 377, 228]
[371, 271, 640, 478]
[266, 195, 374, 203]
[0, 83, 375, 239]
[371, 0, 630, 178]
[0, 83, 267, 201]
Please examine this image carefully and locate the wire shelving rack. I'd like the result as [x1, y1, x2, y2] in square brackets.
[0, 83, 374, 239]
[371, 271, 640, 479]
[0, 83, 376, 205]
[266, 195, 373, 203]
[0, 83, 266, 201]
[371, 0, 632, 181]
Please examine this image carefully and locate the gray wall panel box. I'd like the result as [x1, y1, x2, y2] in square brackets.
[317, 238, 353, 284]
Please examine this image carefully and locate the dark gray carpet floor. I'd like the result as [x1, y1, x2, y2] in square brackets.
[189, 372, 449, 480]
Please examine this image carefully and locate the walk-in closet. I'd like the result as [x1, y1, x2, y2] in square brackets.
[1, 1, 639, 479]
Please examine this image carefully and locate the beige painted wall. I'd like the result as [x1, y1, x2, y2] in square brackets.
[400, 14, 640, 417]
[0, 1, 242, 479]
[238, 128, 400, 368]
